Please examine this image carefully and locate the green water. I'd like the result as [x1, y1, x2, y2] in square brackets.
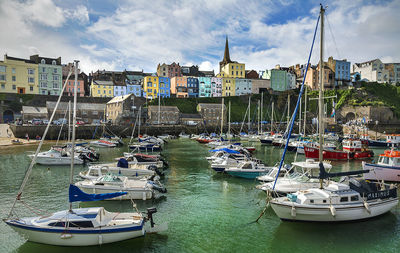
[0, 140, 399, 253]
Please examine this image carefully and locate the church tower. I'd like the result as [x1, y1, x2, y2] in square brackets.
[219, 36, 233, 73]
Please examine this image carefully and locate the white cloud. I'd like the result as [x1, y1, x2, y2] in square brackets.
[0, 0, 399, 75]
[64, 5, 90, 24]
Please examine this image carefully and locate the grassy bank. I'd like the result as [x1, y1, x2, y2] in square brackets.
[148, 82, 400, 122]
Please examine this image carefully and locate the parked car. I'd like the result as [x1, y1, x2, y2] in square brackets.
[32, 119, 43, 125]
[76, 120, 85, 125]
[42, 119, 49, 125]
[53, 118, 68, 125]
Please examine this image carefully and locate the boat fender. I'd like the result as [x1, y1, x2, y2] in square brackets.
[60, 233, 72, 239]
[291, 205, 296, 217]
[98, 234, 103, 245]
[330, 205, 336, 217]
[364, 201, 371, 214]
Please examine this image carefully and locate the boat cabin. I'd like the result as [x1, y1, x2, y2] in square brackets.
[342, 139, 368, 152]
[377, 150, 400, 166]
[386, 135, 400, 145]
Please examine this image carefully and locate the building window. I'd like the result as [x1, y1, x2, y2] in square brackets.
[53, 75, 59, 81]
[97, 90, 100, 94]
[12, 85, 16, 90]
[53, 83, 59, 89]
[12, 76, 16, 82]
[54, 68, 57, 73]
[28, 77, 35, 83]
[52, 60, 56, 65]
[40, 82, 47, 88]
[30, 86, 33, 91]
[0, 66, 5, 72]
[1, 84, 4, 89]
[40, 74, 47, 80]
[28, 69, 34, 75]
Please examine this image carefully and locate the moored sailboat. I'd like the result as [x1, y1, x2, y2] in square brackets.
[5, 61, 166, 246]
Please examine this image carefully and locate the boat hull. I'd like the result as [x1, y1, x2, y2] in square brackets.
[304, 145, 373, 160]
[75, 184, 154, 200]
[363, 162, 400, 182]
[260, 138, 273, 145]
[225, 169, 269, 179]
[270, 198, 398, 222]
[31, 155, 84, 165]
[5, 220, 144, 246]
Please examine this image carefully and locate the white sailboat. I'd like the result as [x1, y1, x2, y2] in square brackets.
[269, 6, 398, 222]
[5, 61, 166, 246]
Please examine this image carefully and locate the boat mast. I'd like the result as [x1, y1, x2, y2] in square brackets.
[138, 106, 141, 138]
[260, 93, 263, 133]
[247, 96, 251, 133]
[319, 5, 325, 188]
[299, 95, 302, 135]
[220, 97, 224, 136]
[287, 94, 290, 131]
[303, 86, 307, 136]
[271, 101, 274, 133]
[69, 60, 79, 211]
[158, 93, 161, 125]
[257, 100, 260, 134]
[228, 100, 231, 141]
[68, 100, 71, 142]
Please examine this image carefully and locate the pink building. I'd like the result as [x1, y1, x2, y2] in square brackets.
[211, 77, 222, 97]
[64, 78, 85, 97]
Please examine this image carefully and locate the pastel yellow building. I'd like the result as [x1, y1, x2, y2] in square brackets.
[0, 55, 39, 94]
[220, 63, 245, 78]
[91, 80, 114, 97]
[218, 37, 245, 78]
[222, 77, 235, 96]
[143, 76, 159, 99]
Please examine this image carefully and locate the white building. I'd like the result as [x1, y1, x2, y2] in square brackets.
[353, 59, 390, 83]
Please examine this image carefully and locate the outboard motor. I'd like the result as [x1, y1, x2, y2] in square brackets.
[148, 165, 164, 177]
[150, 180, 167, 193]
[146, 207, 157, 228]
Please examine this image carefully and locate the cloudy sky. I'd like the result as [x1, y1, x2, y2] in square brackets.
[0, 0, 399, 74]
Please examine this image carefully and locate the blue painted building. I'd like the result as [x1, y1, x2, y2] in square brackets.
[328, 57, 351, 86]
[126, 84, 142, 97]
[187, 77, 199, 97]
[158, 77, 170, 98]
[114, 85, 127, 96]
[199, 77, 211, 97]
[125, 72, 145, 97]
[235, 78, 252, 96]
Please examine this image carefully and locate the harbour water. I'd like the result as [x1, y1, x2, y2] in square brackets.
[0, 139, 399, 252]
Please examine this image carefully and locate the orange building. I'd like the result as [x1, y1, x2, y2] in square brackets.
[170, 76, 188, 98]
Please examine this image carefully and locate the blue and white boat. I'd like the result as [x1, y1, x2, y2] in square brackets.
[225, 161, 272, 179]
[129, 142, 162, 152]
[5, 185, 164, 246]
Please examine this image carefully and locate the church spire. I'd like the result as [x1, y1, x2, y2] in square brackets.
[223, 35, 231, 63]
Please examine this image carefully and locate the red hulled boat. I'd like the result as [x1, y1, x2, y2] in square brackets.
[304, 139, 373, 160]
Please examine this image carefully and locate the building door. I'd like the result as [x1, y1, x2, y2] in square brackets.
[17, 87, 25, 94]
